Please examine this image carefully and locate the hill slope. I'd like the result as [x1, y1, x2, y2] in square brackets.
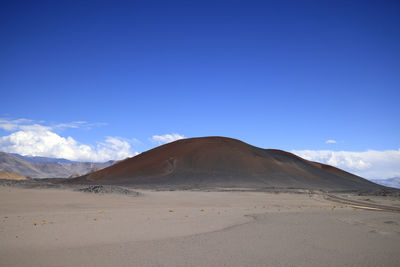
[73, 137, 381, 191]
[0, 152, 115, 178]
[0, 171, 29, 180]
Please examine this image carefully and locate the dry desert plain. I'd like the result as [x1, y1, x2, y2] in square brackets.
[1, 185, 400, 267]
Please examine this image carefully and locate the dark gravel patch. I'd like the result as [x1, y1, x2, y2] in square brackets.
[0, 179, 66, 189]
[76, 185, 141, 196]
[357, 189, 400, 197]
[0, 179, 140, 196]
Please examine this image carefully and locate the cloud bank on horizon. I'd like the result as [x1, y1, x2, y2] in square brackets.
[0, 118, 399, 179]
[292, 149, 400, 179]
[0, 119, 136, 162]
[0, 118, 186, 162]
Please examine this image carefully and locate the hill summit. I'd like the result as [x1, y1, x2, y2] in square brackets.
[72, 137, 380, 191]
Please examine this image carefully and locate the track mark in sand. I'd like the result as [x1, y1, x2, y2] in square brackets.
[324, 194, 400, 213]
[348, 205, 384, 211]
[384, 221, 398, 225]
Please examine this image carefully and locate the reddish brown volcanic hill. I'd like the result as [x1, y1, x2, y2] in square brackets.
[72, 137, 380, 191]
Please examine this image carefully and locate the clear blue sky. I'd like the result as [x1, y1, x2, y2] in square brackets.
[1, 0, 399, 154]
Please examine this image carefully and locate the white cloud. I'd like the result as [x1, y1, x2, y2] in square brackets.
[0, 119, 137, 162]
[0, 118, 107, 132]
[292, 149, 400, 179]
[0, 118, 34, 131]
[0, 123, 18, 131]
[151, 133, 185, 144]
[326, 139, 336, 144]
[53, 121, 87, 129]
[54, 121, 108, 130]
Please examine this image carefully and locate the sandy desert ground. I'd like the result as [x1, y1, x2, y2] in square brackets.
[1, 186, 400, 267]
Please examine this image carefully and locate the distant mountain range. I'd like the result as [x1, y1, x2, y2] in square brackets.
[0, 152, 116, 178]
[10, 153, 79, 163]
[371, 177, 400, 189]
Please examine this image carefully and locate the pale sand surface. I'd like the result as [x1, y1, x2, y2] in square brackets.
[1, 187, 400, 266]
